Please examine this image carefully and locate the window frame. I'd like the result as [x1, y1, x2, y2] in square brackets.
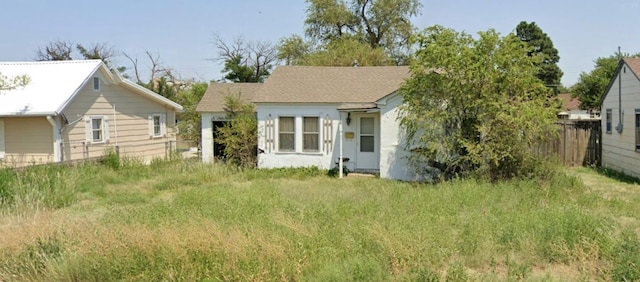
[92, 77, 100, 91]
[91, 117, 103, 142]
[605, 109, 612, 134]
[635, 109, 640, 151]
[85, 116, 109, 145]
[278, 116, 295, 152]
[149, 113, 166, 138]
[303, 116, 320, 152]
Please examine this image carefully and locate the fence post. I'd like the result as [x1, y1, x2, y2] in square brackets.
[115, 145, 120, 158]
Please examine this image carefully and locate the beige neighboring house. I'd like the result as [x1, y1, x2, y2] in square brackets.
[253, 66, 416, 180]
[601, 57, 640, 177]
[0, 60, 182, 167]
[196, 82, 261, 162]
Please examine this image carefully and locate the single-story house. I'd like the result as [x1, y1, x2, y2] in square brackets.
[253, 66, 417, 180]
[556, 93, 599, 120]
[601, 57, 640, 177]
[197, 82, 261, 162]
[0, 60, 182, 167]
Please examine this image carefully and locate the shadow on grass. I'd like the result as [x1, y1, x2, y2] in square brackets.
[594, 167, 640, 185]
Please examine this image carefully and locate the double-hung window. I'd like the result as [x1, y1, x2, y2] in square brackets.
[149, 114, 166, 138]
[85, 116, 109, 144]
[303, 117, 319, 152]
[279, 117, 295, 151]
[92, 118, 103, 142]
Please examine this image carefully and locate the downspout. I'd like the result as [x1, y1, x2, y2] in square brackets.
[617, 47, 624, 133]
[46, 116, 62, 162]
[339, 113, 344, 178]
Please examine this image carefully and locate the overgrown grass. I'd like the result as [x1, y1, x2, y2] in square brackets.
[0, 160, 639, 281]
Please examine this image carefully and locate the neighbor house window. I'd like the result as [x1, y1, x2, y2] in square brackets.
[93, 77, 100, 91]
[149, 114, 165, 138]
[279, 117, 295, 151]
[636, 110, 640, 150]
[85, 116, 109, 144]
[303, 117, 319, 151]
[606, 109, 612, 134]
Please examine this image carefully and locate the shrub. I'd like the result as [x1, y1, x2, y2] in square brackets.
[100, 147, 120, 170]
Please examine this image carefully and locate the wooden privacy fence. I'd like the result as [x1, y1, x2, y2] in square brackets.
[537, 120, 601, 167]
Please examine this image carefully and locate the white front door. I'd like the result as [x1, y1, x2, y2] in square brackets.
[355, 114, 379, 170]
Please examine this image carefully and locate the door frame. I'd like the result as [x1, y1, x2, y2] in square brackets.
[354, 113, 379, 170]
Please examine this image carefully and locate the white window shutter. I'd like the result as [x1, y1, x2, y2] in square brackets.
[148, 114, 154, 138]
[85, 117, 92, 144]
[103, 116, 110, 142]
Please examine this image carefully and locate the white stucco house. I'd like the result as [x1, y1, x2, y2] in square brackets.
[0, 60, 182, 167]
[197, 82, 262, 162]
[601, 57, 640, 177]
[253, 66, 417, 180]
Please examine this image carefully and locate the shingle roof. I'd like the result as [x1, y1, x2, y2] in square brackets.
[0, 60, 181, 116]
[624, 57, 640, 76]
[253, 66, 410, 103]
[196, 82, 262, 112]
[557, 93, 581, 110]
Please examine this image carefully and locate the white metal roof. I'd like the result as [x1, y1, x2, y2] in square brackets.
[0, 60, 182, 116]
[0, 60, 104, 116]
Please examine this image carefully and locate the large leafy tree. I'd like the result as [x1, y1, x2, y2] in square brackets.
[303, 37, 390, 66]
[276, 35, 312, 66]
[571, 53, 640, 110]
[516, 21, 563, 88]
[303, 0, 421, 64]
[400, 25, 557, 181]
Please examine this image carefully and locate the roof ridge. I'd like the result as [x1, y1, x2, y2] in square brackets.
[0, 59, 102, 66]
[274, 65, 409, 69]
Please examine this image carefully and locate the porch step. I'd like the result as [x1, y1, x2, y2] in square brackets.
[350, 169, 379, 176]
[347, 173, 376, 178]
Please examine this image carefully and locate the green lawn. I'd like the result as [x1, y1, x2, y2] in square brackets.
[0, 160, 638, 281]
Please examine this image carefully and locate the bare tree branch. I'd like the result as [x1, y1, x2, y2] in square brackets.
[36, 40, 74, 61]
[123, 52, 142, 84]
[77, 42, 117, 66]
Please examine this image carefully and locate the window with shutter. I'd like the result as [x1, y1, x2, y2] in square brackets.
[85, 116, 109, 144]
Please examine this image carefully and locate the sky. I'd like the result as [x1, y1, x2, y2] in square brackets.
[1, 0, 639, 87]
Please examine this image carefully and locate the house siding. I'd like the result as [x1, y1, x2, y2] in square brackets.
[257, 104, 343, 170]
[61, 72, 177, 163]
[2, 117, 53, 166]
[378, 94, 415, 181]
[601, 63, 640, 178]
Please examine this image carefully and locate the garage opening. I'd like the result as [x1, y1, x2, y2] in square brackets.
[212, 121, 226, 159]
